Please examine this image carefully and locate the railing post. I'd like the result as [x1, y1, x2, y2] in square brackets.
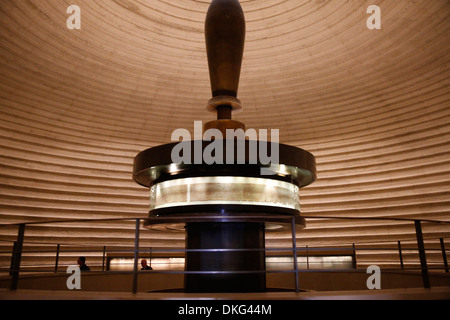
[306, 245, 309, 270]
[102, 246, 106, 272]
[9, 242, 17, 276]
[54, 244, 60, 273]
[291, 217, 299, 293]
[149, 247, 152, 268]
[398, 240, 404, 269]
[10, 224, 25, 291]
[352, 243, 357, 269]
[414, 220, 430, 288]
[132, 219, 140, 294]
[440, 238, 448, 273]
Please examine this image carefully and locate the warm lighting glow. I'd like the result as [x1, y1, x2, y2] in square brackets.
[108, 256, 353, 271]
[149, 176, 300, 211]
[277, 164, 289, 176]
[169, 163, 180, 174]
[109, 258, 184, 271]
[266, 256, 354, 270]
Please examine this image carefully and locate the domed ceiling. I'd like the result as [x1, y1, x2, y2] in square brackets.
[0, 0, 449, 270]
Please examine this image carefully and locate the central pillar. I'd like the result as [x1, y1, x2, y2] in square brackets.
[185, 222, 266, 292]
[133, 0, 316, 294]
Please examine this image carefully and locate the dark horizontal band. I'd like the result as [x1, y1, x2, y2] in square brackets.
[150, 204, 300, 217]
[133, 140, 316, 187]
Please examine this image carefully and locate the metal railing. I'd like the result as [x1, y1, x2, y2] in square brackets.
[1, 216, 449, 293]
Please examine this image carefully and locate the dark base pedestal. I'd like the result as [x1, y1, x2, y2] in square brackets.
[184, 222, 266, 293]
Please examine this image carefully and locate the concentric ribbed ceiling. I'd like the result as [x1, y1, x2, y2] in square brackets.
[0, 0, 449, 270]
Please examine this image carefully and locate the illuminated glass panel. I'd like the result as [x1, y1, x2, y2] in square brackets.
[109, 258, 184, 271]
[108, 256, 353, 271]
[266, 256, 354, 270]
[150, 176, 300, 211]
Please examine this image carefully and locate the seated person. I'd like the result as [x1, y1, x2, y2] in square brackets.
[77, 256, 91, 271]
[141, 259, 153, 270]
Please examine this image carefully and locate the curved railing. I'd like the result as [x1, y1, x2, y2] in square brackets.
[0, 215, 449, 293]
